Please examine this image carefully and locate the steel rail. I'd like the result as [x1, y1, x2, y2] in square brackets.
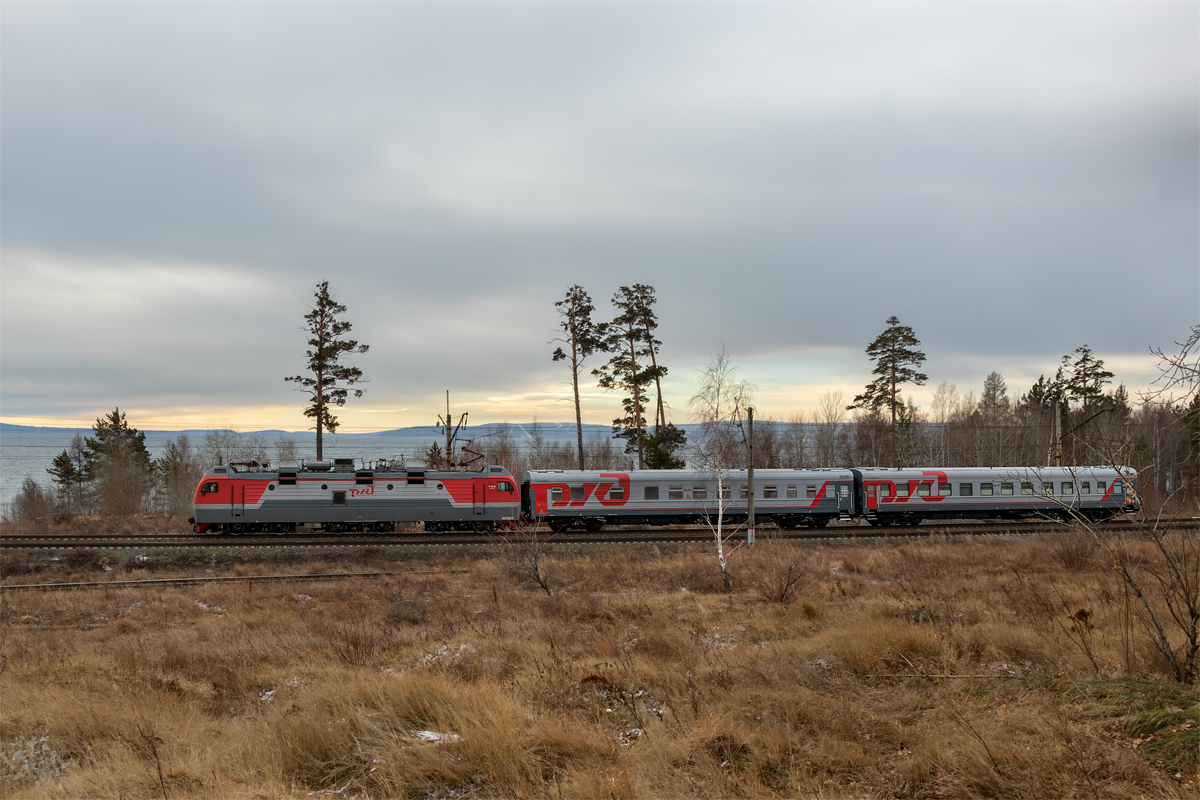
[0, 568, 466, 592]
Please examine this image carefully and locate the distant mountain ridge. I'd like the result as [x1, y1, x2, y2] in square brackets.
[0, 421, 656, 441]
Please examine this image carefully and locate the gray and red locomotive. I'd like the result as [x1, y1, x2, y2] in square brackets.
[191, 458, 1138, 534]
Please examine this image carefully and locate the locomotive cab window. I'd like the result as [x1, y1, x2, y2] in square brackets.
[607, 486, 624, 501]
[497, 480, 514, 493]
[570, 486, 585, 502]
[644, 486, 659, 500]
[201, 482, 220, 494]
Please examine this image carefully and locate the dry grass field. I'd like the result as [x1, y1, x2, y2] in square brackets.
[1, 529, 1196, 799]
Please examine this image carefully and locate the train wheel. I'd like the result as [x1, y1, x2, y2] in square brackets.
[373, 522, 393, 533]
[229, 523, 245, 536]
[271, 523, 289, 535]
[807, 518, 829, 528]
[328, 522, 346, 533]
[426, 521, 447, 533]
[549, 520, 571, 533]
[585, 519, 604, 532]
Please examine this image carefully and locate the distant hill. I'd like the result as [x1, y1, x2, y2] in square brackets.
[0, 421, 658, 441]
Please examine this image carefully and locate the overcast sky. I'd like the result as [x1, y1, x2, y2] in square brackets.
[2, 1, 1197, 433]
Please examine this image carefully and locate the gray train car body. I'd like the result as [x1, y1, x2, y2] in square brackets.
[191, 458, 520, 534]
[851, 466, 1139, 526]
[523, 469, 856, 531]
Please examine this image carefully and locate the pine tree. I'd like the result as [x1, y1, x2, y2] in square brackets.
[47, 433, 87, 514]
[594, 288, 654, 469]
[1057, 344, 1114, 413]
[551, 286, 607, 470]
[285, 281, 369, 460]
[84, 408, 155, 515]
[847, 316, 929, 426]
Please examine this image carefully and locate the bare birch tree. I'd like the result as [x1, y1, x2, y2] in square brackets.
[688, 346, 755, 592]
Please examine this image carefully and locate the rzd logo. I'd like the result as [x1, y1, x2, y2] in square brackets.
[350, 486, 374, 498]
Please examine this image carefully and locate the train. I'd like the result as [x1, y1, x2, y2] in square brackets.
[189, 458, 1139, 534]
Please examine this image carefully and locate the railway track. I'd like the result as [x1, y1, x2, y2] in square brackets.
[0, 519, 1178, 550]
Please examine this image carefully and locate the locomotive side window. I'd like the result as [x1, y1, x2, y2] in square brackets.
[498, 480, 514, 493]
[959, 483, 973, 496]
[201, 482, 220, 494]
[332, 491, 347, 505]
[980, 483, 993, 496]
[669, 487, 684, 500]
[571, 486, 585, 501]
[1001, 483, 1014, 495]
[1080, 482, 1090, 495]
[763, 486, 777, 498]
[644, 486, 659, 500]
[786, 485, 797, 498]
[1021, 482, 1034, 495]
[550, 487, 563, 503]
[693, 486, 708, 500]
[607, 485, 624, 501]
[1061, 482, 1074, 495]
[806, 485, 817, 498]
[939, 483, 951, 496]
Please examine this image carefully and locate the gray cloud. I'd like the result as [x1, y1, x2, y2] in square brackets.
[2, 1, 1196, 428]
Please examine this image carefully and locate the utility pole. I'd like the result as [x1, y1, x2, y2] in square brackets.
[436, 391, 468, 469]
[1054, 400, 1063, 467]
[747, 406, 755, 548]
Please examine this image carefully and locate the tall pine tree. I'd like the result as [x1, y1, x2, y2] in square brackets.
[285, 281, 369, 460]
[848, 316, 929, 426]
[551, 286, 607, 470]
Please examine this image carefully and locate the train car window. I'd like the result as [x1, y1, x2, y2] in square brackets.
[939, 483, 952, 496]
[1096, 481, 1106, 493]
[806, 485, 817, 498]
[896, 484, 910, 497]
[721, 487, 731, 500]
[916, 483, 931, 497]
[1080, 482, 1090, 495]
[786, 485, 797, 498]
[839, 485, 850, 498]
[1062, 482, 1074, 495]
[498, 480, 514, 493]
[201, 482, 220, 494]
[1021, 482, 1034, 495]
[981, 483, 993, 496]
[877, 484, 891, 498]
[332, 491, 347, 505]
[571, 486, 585, 501]
[693, 487, 708, 499]
[1113, 482, 1123, 495]
[607, 486, 624, 501]
[739, 486, 749, 499]
[960, 483, 973, 496]
[550, 487, 563, 502]
[1001, 483, 1014, 496]
[826, 485, 835, 499]
[763, 486, 778, 498]
[1042, 482, 1054, 494]
[669, 487, 684, 500]
[644, 486, 659, 500]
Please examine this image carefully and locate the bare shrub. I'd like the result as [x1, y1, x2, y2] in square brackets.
[492, 522, 555, 595]
[744, 538, 822, 604]
[4, 478, 55, 523]
[323, 619, 391, 666]
[1049, 527, 1099, 571]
